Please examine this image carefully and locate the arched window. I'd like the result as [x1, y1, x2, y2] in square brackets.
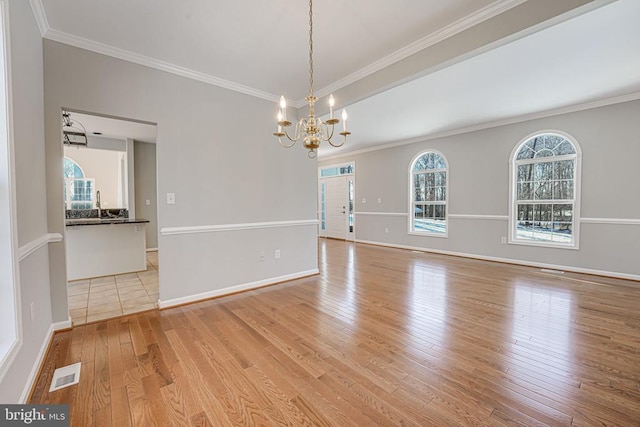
[63, 157, 94, 210]
[510, 132, 581, 248]
[409, 151, 448, 236]
[64, 156, 84, 178]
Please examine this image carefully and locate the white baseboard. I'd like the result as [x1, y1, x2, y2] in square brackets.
[53, 317, 73, 331]
[355, 239, 640, 282]
[18, 317, 72, 403]
[158, 269, 319, 309]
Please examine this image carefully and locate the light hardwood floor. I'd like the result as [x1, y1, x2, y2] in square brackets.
[31, 239, 640, 426]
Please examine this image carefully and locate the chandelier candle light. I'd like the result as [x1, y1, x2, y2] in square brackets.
[273, 0, 350, 159]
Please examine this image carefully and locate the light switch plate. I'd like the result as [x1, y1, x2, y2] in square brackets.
[166, 193, 175, 204]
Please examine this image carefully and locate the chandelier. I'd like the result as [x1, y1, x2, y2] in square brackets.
[273, 0, 350, 159]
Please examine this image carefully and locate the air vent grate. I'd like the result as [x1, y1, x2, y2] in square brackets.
[49, 362, 81, 392]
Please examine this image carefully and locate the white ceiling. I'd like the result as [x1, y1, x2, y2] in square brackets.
[334, 0, 640, 156]
[37, 0, 640, 157]
[67, 112, 157, 144]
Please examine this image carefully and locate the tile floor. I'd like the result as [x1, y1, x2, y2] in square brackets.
[67, 251, 159, 325]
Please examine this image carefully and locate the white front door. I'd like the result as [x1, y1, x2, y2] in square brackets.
[322, 175, 349, 239]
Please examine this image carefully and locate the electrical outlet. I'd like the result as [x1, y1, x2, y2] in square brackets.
[385, 227, 389, 233]
[378, 198, 382, 204]
[275, 249, 281, 259]
[259, 252, 265, 262]
[361, 198, 366, 203]
[145, 199, 151, 206]
[501, 237, 507, 244]
[166, 193, 175, 204]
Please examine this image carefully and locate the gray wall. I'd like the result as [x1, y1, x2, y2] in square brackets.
[0, 0, 54, 403]
[321, 99, 640, 278]
[43, 40, 317, 308]
[134, 141, 158, 249]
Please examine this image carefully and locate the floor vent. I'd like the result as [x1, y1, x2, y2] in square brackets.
[49, 362, 81, 392]
[541, 268, 565, 275]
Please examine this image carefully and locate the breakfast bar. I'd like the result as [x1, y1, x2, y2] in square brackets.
[65, 217, 150, 280]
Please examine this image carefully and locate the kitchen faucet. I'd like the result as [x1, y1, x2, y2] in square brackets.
[96, 190, 101, 218]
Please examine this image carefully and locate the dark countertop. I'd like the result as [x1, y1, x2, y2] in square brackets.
[65, 218, 150, 227]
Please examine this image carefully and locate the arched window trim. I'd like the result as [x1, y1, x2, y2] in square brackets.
[64, 156, 85, 178]
[408, 149, 449, 238]
[508, 130, 582, 249]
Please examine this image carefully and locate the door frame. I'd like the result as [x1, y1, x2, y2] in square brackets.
[318, 161, 355, 241]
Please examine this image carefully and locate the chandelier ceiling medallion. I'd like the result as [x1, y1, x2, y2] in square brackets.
[273, 0, 350, 159]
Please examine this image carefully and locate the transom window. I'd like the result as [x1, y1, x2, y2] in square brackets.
[510, 132, 580, 248]
[409, 151, 448, 236]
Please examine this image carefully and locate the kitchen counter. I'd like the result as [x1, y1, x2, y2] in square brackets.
[66, 218, 150, 226]
[65, 219, 148, 280]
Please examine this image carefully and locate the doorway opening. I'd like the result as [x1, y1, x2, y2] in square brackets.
[319, 162, 355, 241]
[61, 110, 159, 325]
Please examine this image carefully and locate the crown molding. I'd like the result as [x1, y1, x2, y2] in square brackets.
[312, 0, 528, 100]
[29, 0, 280, 102]
[42, 28, 280, 103]
[28, 0, 48, 37]
[28, 0, 531, 108]
[319, 92, 640, 161]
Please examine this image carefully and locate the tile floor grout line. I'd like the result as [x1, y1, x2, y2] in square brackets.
[68, 252, 158, 326]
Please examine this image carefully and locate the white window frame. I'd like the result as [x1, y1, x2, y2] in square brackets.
[64, 177, 96, 210]
[0, 0, 23, 382]
[408, 150, 448, 238]
[508, 130, 581, 249]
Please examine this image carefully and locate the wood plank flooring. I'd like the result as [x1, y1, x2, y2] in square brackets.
[30, 239, 640, 426]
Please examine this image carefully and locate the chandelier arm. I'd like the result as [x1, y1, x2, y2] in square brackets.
[295, 118, 305, 141]
[327, 135, 347, 148]
[321, 122, 334, 142]
[278, 131, 297, 148]
[327, 124, 347, 147]
[279, 118, 306, 147]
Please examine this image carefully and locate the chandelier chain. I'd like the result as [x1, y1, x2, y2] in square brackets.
[308, 0, 314, 97]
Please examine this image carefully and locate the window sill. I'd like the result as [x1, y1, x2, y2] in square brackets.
[508, 239, 579, 250]
[408, 231, 448, 239]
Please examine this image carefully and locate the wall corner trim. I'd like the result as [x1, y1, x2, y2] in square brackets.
[18, 233, 63, 262]
[158, 269, 320, 309]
